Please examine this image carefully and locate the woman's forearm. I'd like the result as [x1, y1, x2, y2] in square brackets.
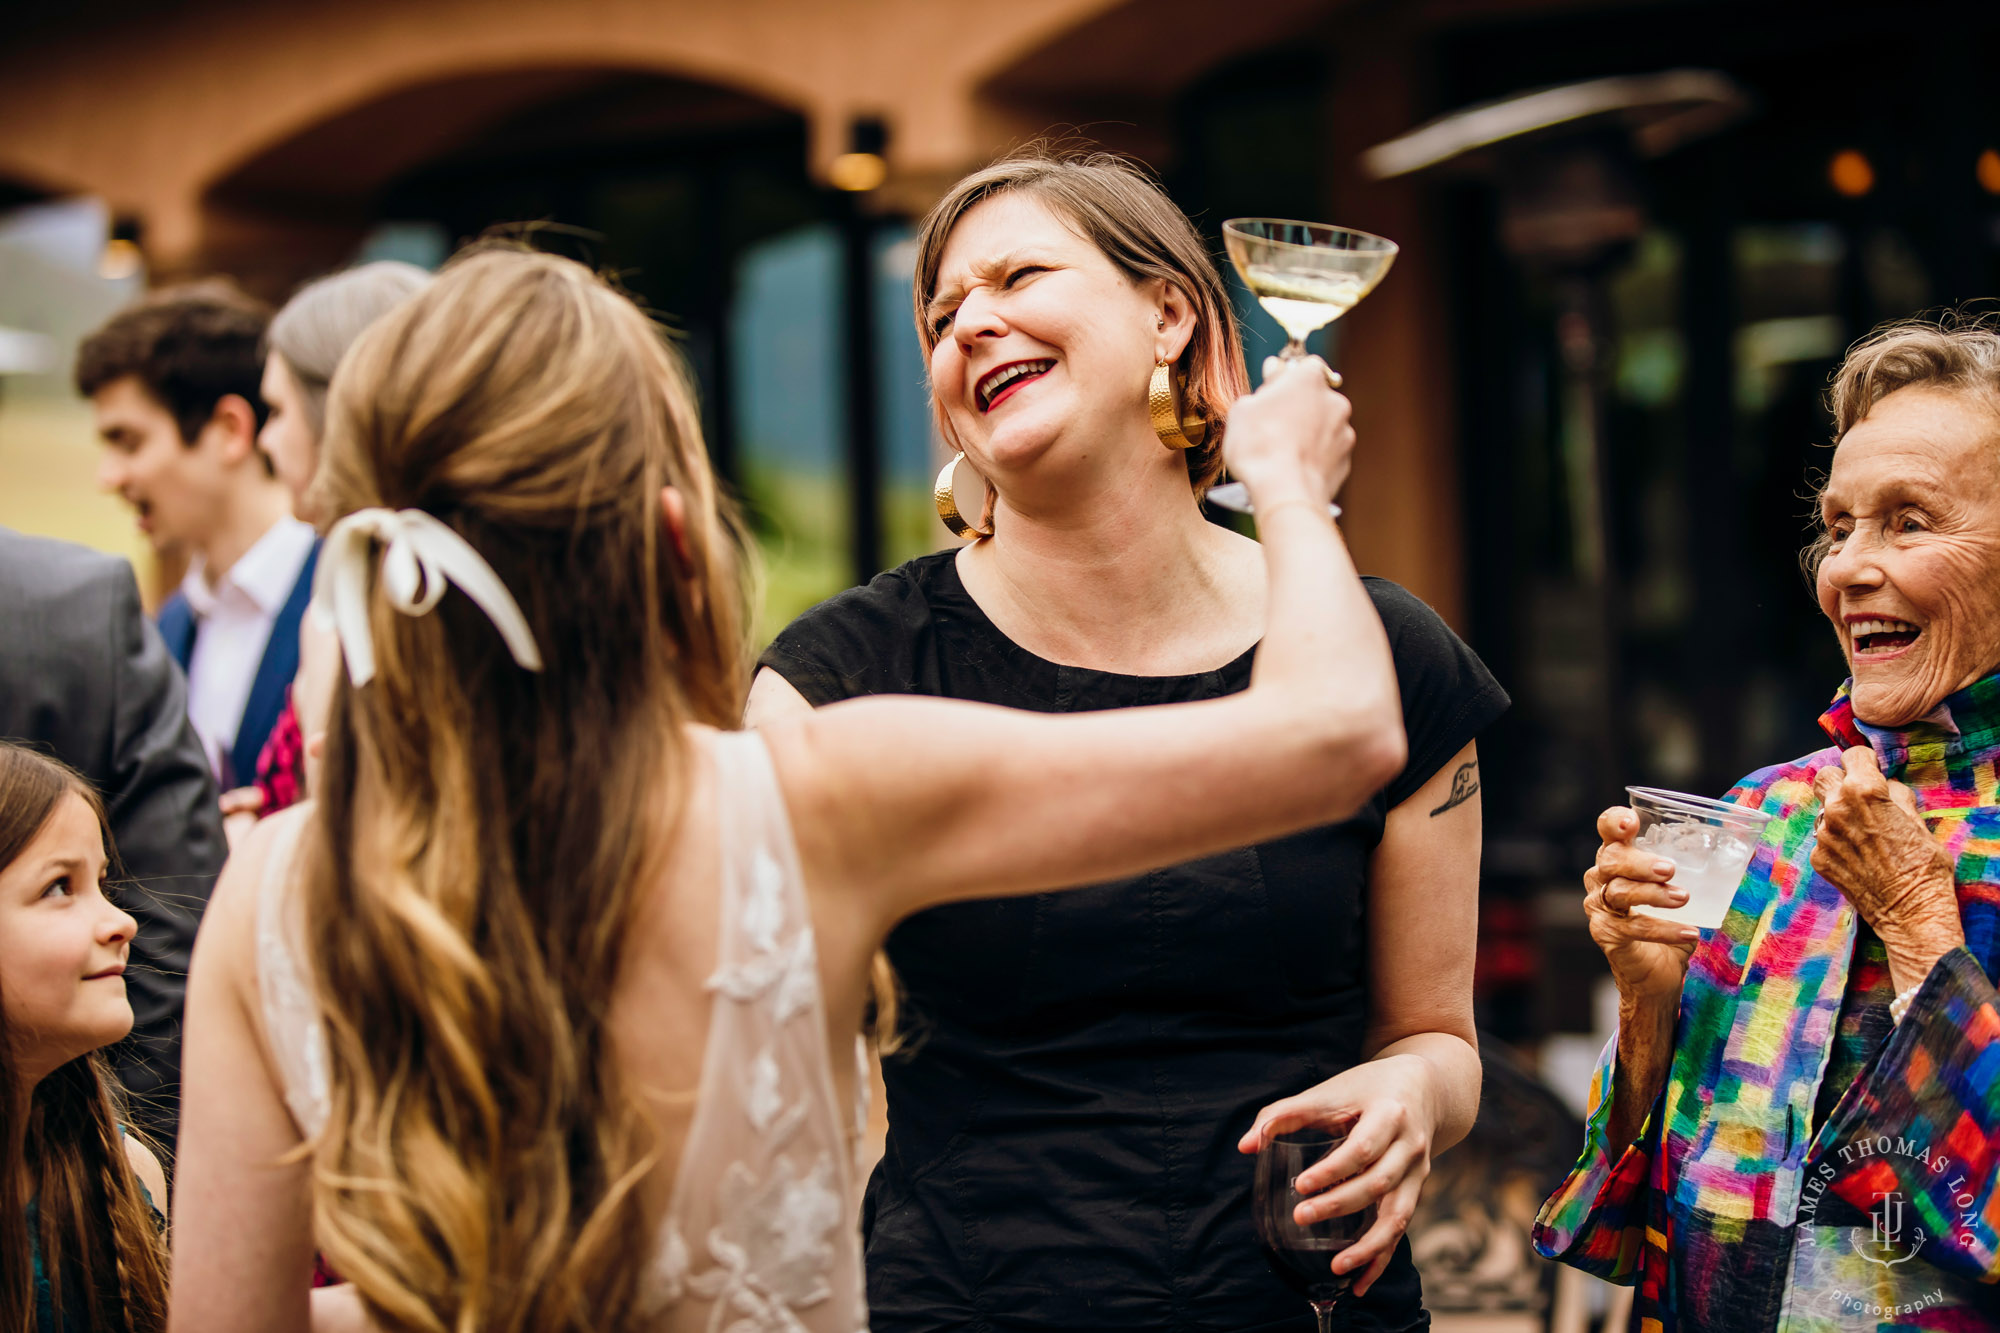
[1246, 503, 1404, 783]
[1210, 361, 1403, 800]
[1879, 912, 1967, 996]
[1367, 1032, 1482, 1157]
[1608, 993, 1677, 1151]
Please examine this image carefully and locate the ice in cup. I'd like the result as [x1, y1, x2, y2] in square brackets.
[1623, 787, 1774, 930]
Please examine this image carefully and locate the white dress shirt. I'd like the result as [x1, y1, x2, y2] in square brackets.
[181, 516, 316, 783]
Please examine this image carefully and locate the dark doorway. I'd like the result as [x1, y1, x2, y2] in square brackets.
[1435, 0, 2000, 1039]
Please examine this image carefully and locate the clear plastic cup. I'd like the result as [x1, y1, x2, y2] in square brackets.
[1623, 786, 1773, 930]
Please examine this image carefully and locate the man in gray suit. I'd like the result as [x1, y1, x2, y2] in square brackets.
[0, 525, 226, 1148]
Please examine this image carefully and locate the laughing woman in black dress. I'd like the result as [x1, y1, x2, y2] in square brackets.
[749, 149, 1507, 1333]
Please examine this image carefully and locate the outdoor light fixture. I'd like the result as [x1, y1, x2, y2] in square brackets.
[830, 116, 889, 193]
[99, 217, 144, 281]
[1364, 69, 1749, 267]
[1361, 66, 1749, 571]
[1362, 68, 1748, 800]
[1978, 149, 2000, 196]
[99, 237, 142, 281]
[829, 153, 887, 192]
[1362, 70, 1748, 181]
[1828, 149, 1874, 198]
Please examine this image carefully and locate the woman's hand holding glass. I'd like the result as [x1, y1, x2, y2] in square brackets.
[1583, 806, 1702, 1007]
[1583, 806, 1703, 1148]
[1221, 354, 1354, 515]
[1811, 746, 1965, 993]
[1236, 1054, 1438, 1298]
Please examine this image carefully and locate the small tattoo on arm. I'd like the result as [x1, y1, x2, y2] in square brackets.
[1429, 762, 1480, 817]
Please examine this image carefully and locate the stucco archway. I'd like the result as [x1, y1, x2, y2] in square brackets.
[194, 64, 806, 294]
[0, 0, 1141, 278]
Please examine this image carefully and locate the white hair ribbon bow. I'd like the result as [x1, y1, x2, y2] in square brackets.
[311, 508, 544, 687]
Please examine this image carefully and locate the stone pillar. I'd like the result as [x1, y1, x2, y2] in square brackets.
[1319, 9, 1465, 632]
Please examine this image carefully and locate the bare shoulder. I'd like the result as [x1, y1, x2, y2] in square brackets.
[193, 803, 316, 1004]
[204, 804, 312, 926]
[745, 667, 813, 726]
[689, 719, 820, 847]
[748, 698, 889, 840]
[122, 1133, 168, 1208]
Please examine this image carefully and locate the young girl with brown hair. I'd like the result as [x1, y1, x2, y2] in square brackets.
[170, 245, 1400, 1332]
[0, 741, 169, 1331]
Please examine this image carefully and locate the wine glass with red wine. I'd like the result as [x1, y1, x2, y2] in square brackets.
[1254, 1129, 1374, 1333]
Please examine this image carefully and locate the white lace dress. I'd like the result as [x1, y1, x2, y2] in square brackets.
[255, 730, 871, 1332]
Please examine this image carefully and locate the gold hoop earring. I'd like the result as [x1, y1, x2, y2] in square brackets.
[1149, 361, 1208, 451]
[933, 452, 993, 540]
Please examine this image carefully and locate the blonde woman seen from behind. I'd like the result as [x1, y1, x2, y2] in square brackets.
[168, 247, 1402, 1333]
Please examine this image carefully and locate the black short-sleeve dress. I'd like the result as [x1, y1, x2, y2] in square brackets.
[761, 550, 1508, 1333]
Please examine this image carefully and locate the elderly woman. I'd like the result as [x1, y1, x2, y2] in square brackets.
[1535, 321, 2000, 1329]
[750, 148, 1508, 1332]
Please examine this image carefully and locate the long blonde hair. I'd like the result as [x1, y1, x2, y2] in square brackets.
[305, 247, 752, 1332]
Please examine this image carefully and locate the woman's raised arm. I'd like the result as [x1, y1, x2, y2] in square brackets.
[170, 812, 317, 1333]
[770, 356, 1405, 933]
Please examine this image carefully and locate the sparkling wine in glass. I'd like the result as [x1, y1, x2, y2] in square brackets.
[1225, 218, 1397, 361]
[1208, 219, 1397, 516]
[1254, 1129, 1373, 1333]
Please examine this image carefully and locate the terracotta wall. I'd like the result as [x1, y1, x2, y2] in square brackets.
[0, 0, 1130, 275]
[0, 0, 1466, 624]
[1319, 6, 1465, 630]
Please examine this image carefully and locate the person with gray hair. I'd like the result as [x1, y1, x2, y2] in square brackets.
[222, 260, 433, 833]
[258, 260, 432, 523]
[1538, 316, 2000, 1330]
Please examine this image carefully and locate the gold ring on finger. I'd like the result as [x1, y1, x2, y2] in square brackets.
[1324, 367, 1344, 390]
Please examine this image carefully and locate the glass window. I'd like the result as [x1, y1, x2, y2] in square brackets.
[731, 223, 849, 636]
[875, 226, 946, 567]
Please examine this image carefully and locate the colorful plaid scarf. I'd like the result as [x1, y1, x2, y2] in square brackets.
[1535, 673, 2000, 1331]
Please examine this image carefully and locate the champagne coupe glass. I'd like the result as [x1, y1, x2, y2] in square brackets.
[1208, 218, 1397, 515]
[1254, 1129, 1374, 1333]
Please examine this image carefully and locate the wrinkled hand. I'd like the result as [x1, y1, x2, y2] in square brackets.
[1583, 806, 1699, 1007]
[1221, 355, 1354, 509]
[220, 785, 264, 852]
[1811, 747, 1962, 988]
[1236, 1055, 1435, 1298]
